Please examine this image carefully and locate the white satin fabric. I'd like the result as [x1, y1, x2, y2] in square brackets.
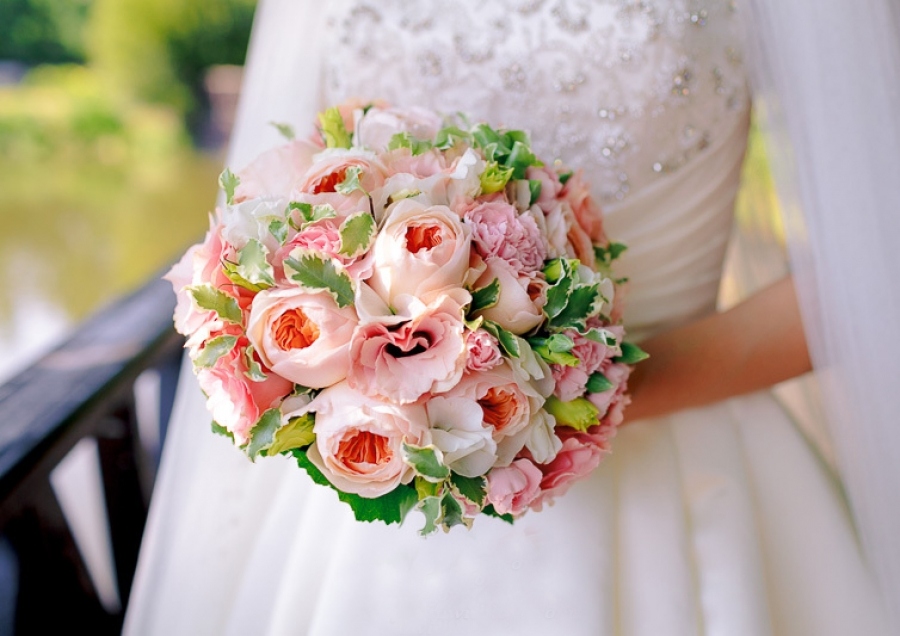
[125, 1, 893, 634]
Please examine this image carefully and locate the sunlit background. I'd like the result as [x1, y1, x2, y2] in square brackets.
[0, 0, 256, 383]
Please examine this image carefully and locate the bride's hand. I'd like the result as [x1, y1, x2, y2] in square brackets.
[623, 275, 811, 423]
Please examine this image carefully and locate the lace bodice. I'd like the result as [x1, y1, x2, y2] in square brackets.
[323, 0, 749, 205]
[322, 0, 752, 337]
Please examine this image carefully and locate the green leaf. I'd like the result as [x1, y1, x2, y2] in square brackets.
[335, 165, 365, 195]
[417, 496, 442, 535]
[615, 341, 650, 365]
[543, 268, 573, 320]
[415, 476, 442, 500]
[317, 106, 352, 149]
[586, 372, 615, 393]
[528, 179, 542, 206]
[480, 161, 514, 194]
[385, 189, 422, 207]
[543, 395, 600, 433]
[269, 219, 288, 245]
[270, 121, 295, 140]
[583, 328, 619, 347]
[289, 201, 337, 227]
[211, 421, 234, 442]
[558, 171, 573, 185]
[219, 168, 240, 204]
[190, 284, 242, 323]
[194, 335, 237, 368]
[402, 443, 451, 482]
[338, 211, 376, 258]
[268, 414, 315, 456]
[441, 492, 467, 530]
[294, 449, 418, 525]
[236, 239, 275, 288]
[387, 132, 433, 155]
[284, 252, 355, 308]
[433, 125, 471, 149]
[532, 343, 580, 367]
[246, 409, 282, 460]
[594, 242, 629, 269]
[482, 504, 514, 524]
[551, 284, 600, 331]
[506, 139, 541, 179]
[471, 124, 503, 153]
[243, 346, 268, 381]
[469, 278, 500, 314]
[547, 333, 575, 353]
[482, 320, 521, 358]
[450, 473, 486, 507]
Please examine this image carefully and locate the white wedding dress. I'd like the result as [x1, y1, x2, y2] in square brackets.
[124, 1, 894, 634]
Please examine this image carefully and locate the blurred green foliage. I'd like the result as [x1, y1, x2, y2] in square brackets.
[87, 0, 257, 125]
[0, 0, 92, 64]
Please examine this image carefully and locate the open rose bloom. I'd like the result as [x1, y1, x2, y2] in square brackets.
[167, 102, 647, 534]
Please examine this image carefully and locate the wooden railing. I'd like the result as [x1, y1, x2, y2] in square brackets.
[0, 275, 183, 634]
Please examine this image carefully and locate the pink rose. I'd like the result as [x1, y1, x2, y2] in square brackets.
[485, 459, 543, 516]
[304, 382, 430, 498]
[356, 106, 442, 152]
[233, 139, 320, 202]
[196, 333, 293, 446]
[464, 329, 503, 372]
[463, 197, 547, 274]
[381, 147, 447, 178]
[529, 424, 614, 511]
[472, 258, 546, 335]
[246, 287, 358, 388]
[348, 292, 468, 404]
[165, 216, 250, 339]
[560, 170, 608, 245]
[525, 165, 564, 215]
[368, 199, 472, 306]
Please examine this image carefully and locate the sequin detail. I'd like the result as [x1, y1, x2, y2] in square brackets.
[324, 0, 749, 204]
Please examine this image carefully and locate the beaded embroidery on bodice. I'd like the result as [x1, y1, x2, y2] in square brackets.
[323, 0, 750, 206]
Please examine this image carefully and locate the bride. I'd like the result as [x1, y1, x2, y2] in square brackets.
[125, 1, 900, 634]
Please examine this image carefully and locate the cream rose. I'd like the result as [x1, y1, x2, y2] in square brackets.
[304, 382, 430, 498]
[246, 287, 358, 388]
[368, 199, 472, 306]
[426, 396, 498, 477]
[472, 257, 546, 335]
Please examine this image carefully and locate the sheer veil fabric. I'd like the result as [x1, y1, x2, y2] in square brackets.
[124, 0, 900, 633]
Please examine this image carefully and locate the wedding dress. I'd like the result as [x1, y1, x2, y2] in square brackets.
[124, 1, 898, 634]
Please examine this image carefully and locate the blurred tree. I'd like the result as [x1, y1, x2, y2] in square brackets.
[0, 0, 93, 64]
[87, 0, 256, 133]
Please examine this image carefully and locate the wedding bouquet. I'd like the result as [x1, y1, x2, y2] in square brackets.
[167, 100, 646, 534]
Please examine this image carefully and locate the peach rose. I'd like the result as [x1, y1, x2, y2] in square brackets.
[530, 424, 615, 511]
[485, 459, 543, 516]
[368, 199, 472, 306]
[304, 382, 430, 498]
[448, 362, 540, 443]
[297, 150, 387, 196]
[246, 287, 358, 388]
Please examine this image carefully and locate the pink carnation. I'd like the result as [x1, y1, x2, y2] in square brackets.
[463, 198, 547, 274]
[551, 326, 624, 402]
[588, 362, 632, 427]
